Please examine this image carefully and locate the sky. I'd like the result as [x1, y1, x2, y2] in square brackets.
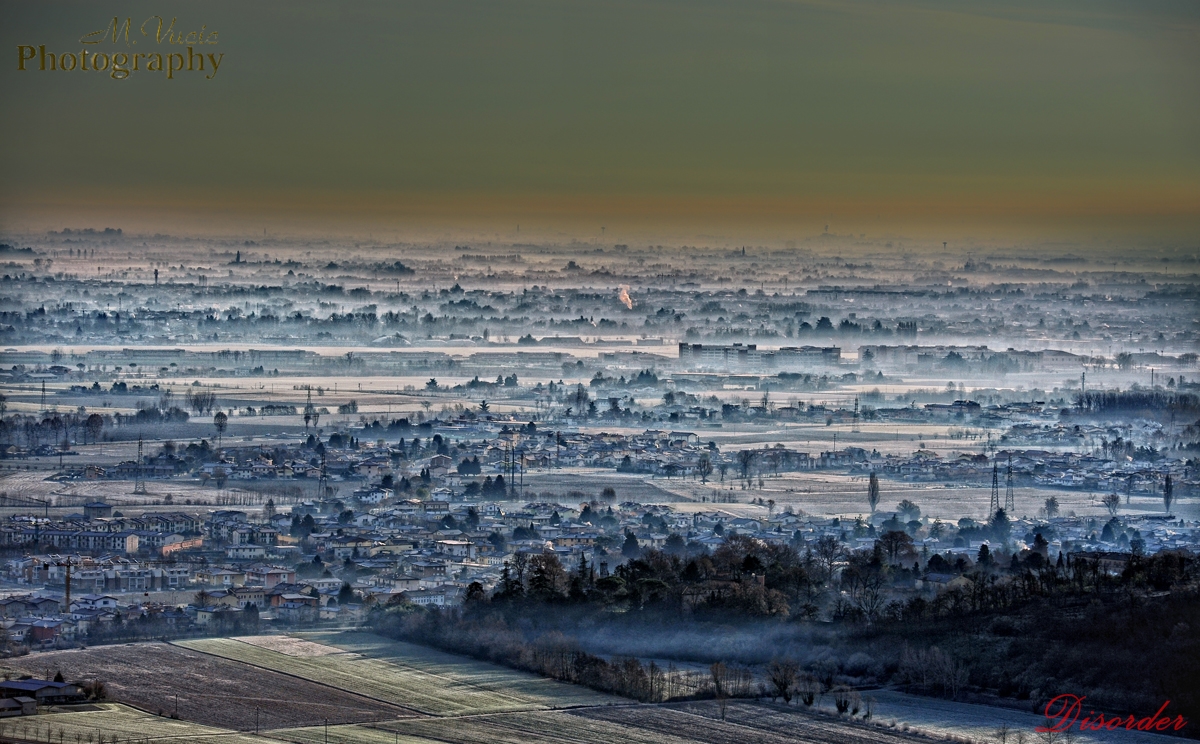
[1, 0, 1198, 244]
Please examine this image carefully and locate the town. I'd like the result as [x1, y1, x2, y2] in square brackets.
[4, 0, 1198, 739]
[0, 238, 1195, 736]
[0, 376, 1193, 648]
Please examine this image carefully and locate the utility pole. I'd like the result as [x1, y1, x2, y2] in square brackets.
[63, 556, 72, 610]
[507, 442, 515, 499]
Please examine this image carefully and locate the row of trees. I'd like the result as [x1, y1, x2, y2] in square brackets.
[465, 521, 1197, 627]
[1075, 390, 1198, 415]
[373, 601, 759, 706]
[0, 411, 107, 449]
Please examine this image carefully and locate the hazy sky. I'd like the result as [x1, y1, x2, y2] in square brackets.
[2, 0, 1198, 243]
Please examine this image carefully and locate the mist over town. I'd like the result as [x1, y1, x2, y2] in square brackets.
[2, 0, 1198, 742]
[0, 230, 1195, 742]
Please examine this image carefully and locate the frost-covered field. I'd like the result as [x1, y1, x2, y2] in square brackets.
[298, 630, 624, 709]
[234, 634, 344, 657]
[0, 703, 272, 744]
[1, 642, 414, 731]
[177, 634, 621, 716]
[818, 690, 1185, 744]
[275, 701, 931, 744]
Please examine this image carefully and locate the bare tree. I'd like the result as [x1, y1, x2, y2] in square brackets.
[796, 673, 820, 706]
[1101, 492, 1121, 517]
[878, 530, 914, 565]
[709, 662, 728, 720]
[843, 563, 889, 621]
[737, 449, 757, 488]
[813, 535, 844, 581]
[1163, 474, 1174, 514]
[766, 659, 798, 703]
[833, 685, 854, 713]
[867, 472, 880, 513]
[187, 389, 217, 415]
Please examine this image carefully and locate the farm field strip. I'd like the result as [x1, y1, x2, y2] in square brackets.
[273, 708, 756, 744]
[0, 703, 272, 744]
[574, 703, 858, 744]
[298, 631, 622, 708]
[0, 642, 416, 732]
[261, 725, 440, 744]
[175, 636, 614, 716]
[661, 701, 934, 744]
[273, 702, 942, 744]
[231, 635, 343, 657]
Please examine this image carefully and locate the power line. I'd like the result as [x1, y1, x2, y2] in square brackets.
[1004, 456, 1015, 513]
[133, 436, 147, 494]
[989, 462, 1001, 514]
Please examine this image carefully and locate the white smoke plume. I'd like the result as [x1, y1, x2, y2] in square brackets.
[617, 284, 634, 310]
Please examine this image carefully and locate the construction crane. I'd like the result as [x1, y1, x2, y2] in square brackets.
[37, 554, 193, 607]
[0, 493, 51, 517]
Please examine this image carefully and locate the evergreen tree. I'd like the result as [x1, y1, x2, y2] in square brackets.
[622, 531, 642, 559]
[867, 472, 880, 513]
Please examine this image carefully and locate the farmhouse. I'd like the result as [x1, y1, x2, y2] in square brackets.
[0, 679, 84, 704]
[0, 697, 37, 717]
